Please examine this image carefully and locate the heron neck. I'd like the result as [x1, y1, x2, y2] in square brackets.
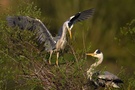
[60, 25, 67, 40]
[91, 57, 103, 69]
[87, 57, 103, 79]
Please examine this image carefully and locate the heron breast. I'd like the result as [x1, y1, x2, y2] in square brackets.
[56, 39, 67, 51]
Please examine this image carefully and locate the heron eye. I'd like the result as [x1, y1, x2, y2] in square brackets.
[96, 49, 101, 54]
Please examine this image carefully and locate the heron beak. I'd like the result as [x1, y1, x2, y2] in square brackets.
[68, 28, 72, 39]
[86, 53, 95, 57]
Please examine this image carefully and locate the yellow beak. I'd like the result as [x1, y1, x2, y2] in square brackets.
[68, 28, 72, 39]
[86, 53, 95, 56]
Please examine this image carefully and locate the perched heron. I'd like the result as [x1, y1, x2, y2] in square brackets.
[86, 49, 123, 89]
[6, 8, 94, 65]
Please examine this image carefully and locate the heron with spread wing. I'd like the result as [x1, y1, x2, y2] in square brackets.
[86, 49, 123, 89]
[6, 8, 94, 66]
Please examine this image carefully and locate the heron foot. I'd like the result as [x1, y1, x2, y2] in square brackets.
[56, 59, 59, 66]
[49, 60, 51, 65]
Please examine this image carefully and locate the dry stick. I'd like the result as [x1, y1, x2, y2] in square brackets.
[22, 41, 50, 74]
[35, 61, 55, 77]
[24, 41, 40, 53]
[21, 46, 44, 74]
[21, 63, 36, 77]
[18, 55, 41, 78]
[16, 41, 54, 88]
[24, 56, 55, 81]
[1, 44, 52, 87]
[20, 61, 47, 84]
[17, 41, 40, 54]
[82, 30, 87, 60]
[82, 30, 87, 79]
[68, 43, 78, 63]
[0, 51, 36, 81]
[20, 54, 37, 74]
[68, 43, 82, 72]
[36, 63, 45, 74]
[18, 43, 49, 76]
[0, 50, 31, 77]
[12, 57, 38, 78]
[68, 42, 86, 81]
[33, 66, 55, 89]
[0, 50, 18, 63]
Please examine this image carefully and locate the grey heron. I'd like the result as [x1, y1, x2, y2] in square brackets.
[6, 8, 94, 65]
[86, 49, 123, 89]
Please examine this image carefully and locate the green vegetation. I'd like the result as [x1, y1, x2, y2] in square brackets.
[0, 0, 135, 90]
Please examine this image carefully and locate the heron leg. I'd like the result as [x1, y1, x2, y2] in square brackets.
[56, 52, 59, 66]
[49, 51, 53, 65]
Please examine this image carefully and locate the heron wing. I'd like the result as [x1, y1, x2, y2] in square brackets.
[6, 16, 56, 51]
[68, 8, 95, 28]
[58, 8, 95, 36]
[98, 71, 123, 83]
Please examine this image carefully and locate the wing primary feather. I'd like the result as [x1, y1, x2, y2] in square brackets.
[68, 8, 95, 28]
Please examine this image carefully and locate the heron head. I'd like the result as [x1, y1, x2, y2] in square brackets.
[86, 49, 103, 59]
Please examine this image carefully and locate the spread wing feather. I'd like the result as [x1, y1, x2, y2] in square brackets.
[6, 16, 56, 51]
[68, 8, 95, 28]
[58, 8, 95, 36]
